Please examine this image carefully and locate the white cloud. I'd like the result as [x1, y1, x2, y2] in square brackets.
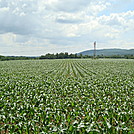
[99, 11, 134, 26]
[0, 0, 133, 55]
[43, 0, 92, 13]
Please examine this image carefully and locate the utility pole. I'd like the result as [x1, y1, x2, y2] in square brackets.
[94, 41, 96, 59]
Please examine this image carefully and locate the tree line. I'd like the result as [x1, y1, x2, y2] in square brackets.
[39, 52, 134, 59]
[39, 53, 91, 59]
[0, 53, 134, 61]
[0, 55, 36, 61]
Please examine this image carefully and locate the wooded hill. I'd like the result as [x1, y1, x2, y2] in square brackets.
[0, 49, 134, 61]
[78, 49, 134, 56]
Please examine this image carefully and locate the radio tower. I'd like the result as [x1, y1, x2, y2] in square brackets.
[94, 41, 96, 58]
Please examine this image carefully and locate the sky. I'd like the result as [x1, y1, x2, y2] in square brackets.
[0, 0, 134, 56]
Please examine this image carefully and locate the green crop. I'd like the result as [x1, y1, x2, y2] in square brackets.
[0, 59, 133, 133]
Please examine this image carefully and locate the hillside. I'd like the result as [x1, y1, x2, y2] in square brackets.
[78, 49, 134, 56]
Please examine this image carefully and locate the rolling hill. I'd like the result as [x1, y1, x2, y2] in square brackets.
[78, 49, 134, 56]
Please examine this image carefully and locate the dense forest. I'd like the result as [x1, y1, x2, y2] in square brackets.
[0, 52, 134, 61]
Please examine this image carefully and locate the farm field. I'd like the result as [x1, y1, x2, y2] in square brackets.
[0, 59, 134, 133]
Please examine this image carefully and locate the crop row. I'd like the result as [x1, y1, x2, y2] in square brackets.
[0, 59, 134, 133]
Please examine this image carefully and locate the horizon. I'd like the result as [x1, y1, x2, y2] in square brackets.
[1, 48, 134, 57]
[0, 0, 134, 56]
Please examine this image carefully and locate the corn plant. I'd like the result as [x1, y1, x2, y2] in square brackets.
[0, 59, 133, 133]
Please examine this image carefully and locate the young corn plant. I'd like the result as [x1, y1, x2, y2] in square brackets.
[0, 59, 133, 133]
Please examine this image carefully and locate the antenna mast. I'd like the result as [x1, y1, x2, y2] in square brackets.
[94, 41, 96, 58]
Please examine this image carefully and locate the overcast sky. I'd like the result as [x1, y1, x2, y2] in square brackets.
[0, 0, 134, 56]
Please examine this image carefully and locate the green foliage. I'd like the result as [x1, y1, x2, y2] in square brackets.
[0, 59, 133, 133]
[0, 55, 37, 61]
[39, 52, 81, 59]
[0, 53, 133, 61]
[39, 53, 134, 59]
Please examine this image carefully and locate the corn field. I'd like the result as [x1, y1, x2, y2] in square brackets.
[0, 59, 134, 133]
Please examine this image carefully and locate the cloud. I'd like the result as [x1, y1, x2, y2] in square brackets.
[98, 11, 134, 29]
[0, 14, 40, 35]
[56, 17, 82, 24]
[0, 0, 42, 35]
[43, 0, 92, 13]
[0, 0, 134, 56]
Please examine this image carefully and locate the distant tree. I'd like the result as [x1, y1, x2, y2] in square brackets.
[56, 53, 59, 59]
[69, 53, 75, 58]
[83, 55, 89, 58]
[79, 54, 83, 58]
[64, 52, 69, 58]
[58, 53, 65, 59]
[74, 53, 78, 58]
